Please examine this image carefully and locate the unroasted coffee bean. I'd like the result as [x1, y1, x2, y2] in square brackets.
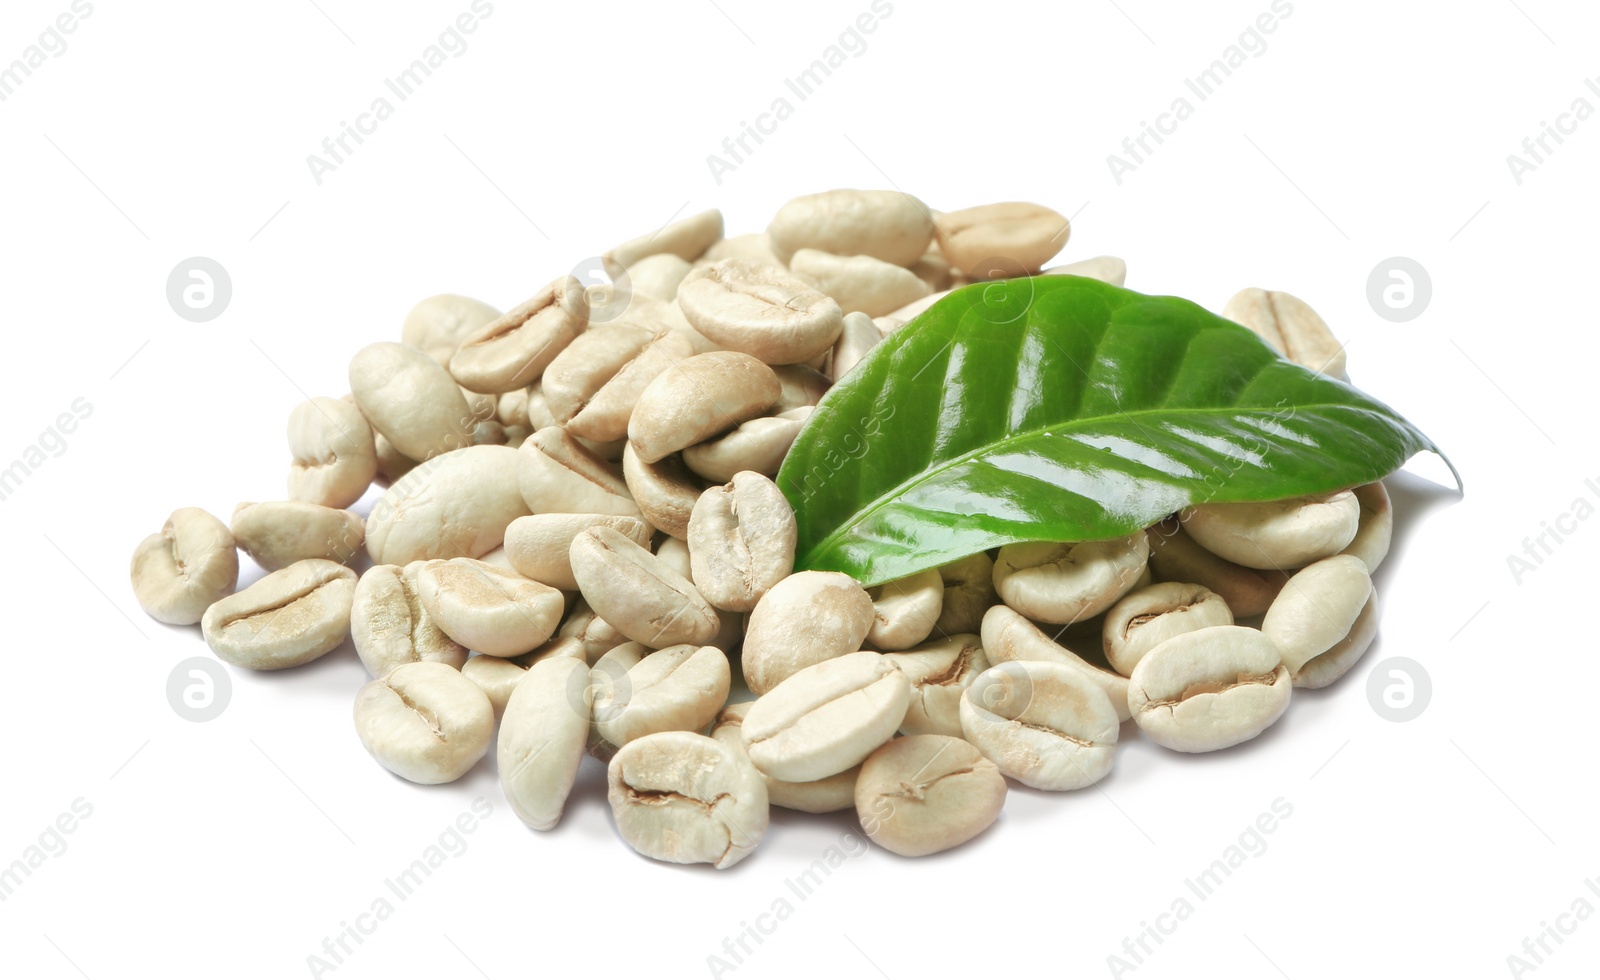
[353, 660, 493, 784]
[992, 534, 1150, 625]
[1145, 518, 1288, 617]
[620, 444, 704, 540]
[742, 570, 876, 695]
[771, 364, 832, 413]
[1292, 592, 1379, 689]
[415, 558, 565, 657]
[1183, 491, 1360, 570]
[449, 276, 588, 394]
[865, 568, 944, 651]
[367, 445, 529, 566]
[676, 261, 845, 366]
[741, 651, 911, 783]
[933, 552, 998, 636]
[699, 232, 782, 270]
[286, 396, 378, 509]
[1102, 582, 1234, 677]
[627, 351, 782, 463]
[687, 472, 797, 613]
[789, 248, 932, 318]
[603, 208, 724, 276]
[681, 407, 812, 483]
[400, 294, 500, 364]
[981, 604, 1131, 722]
[711, 702, 860, 814]
[960, 660, 1119, 790]
[503, 513, 652, 591]
[1341, 481, 1393, 572]
[1222, 287, 1347, 379]
[934, 201, 1068, 278]
[349, 342, 475, 461]
[201, 559, 357, 669]
[882, 634, 988, 738]
[518, 427, 641, 518]
[231, 500, 364, 572]
[131, 507, 239, 625]
[1042, 255, 1127, 286]
[1127, 625, 1291, 753]
[1260, 555, 1373, 674]
[460, 654, 527, 715]
[767, 188, 934, 267]
[569, 526, 720, 647]
[607, 730, 768, 869]
[558, 599, 629, 663]
[654, 535, 694, 582]
[593, 644, 731, 746]
[350, 562, 468, 678]
[856, 734, 1006, 856]
[500, 656, 591, 829]
[540, 322, 655, 429]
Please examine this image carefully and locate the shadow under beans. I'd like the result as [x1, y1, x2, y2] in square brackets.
[1373, 468, 1460, 594]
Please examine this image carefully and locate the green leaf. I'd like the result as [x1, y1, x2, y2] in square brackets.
[777, 275, 1453, 587]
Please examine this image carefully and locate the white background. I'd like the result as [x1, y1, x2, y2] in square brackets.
[1, 1, 1594, 978]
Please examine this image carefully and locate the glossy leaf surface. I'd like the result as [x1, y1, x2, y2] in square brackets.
[778, 276, 1450, 586]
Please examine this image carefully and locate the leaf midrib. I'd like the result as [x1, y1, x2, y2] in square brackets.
[799, 399, 1394, 565]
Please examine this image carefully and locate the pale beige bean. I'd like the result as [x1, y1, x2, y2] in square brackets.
[865, 569, 944, 651]
[201, 559, 356, 669]
[287, 396, 377, 508]
[130, 507, 239, 625]
[627, 351, 781, 463]
[908, 246, 954, 291]
[742, 651, 911, 783]
[593, 644, 731, 746]
[1102, 582, 1234, 677]
[415, 558, 564, 657]
[624, 253, 693, 301]
[960, 660, 1119, 790]
[349, 342, 475, 462]
[882, 634, 988, 738]
[1293, 590, 1379, 689]
[231, 501, 363, 572]
[354, 661, 493, 784]
[372, 432, 417, 486]
[460, 654, 527, 715]
[742, 570, 876, 695]
[934, 202, 1068, 278]
[887, 287, 953, 322]
[1145, 519, 1288, 617]
[621, 444, 706, 540]
[558, 599, 629, 663]
[933, 552, 998, 636]
[460, 386, 497, 424]
[699, 232, 782, 270]
[524, 384, 558, 430]
[1341, 482, 1393, 572]
[1183, 491, 1360, 570]
[603, 208, 724, 277]
[496, 386, 531, 429]
[503, 514, 651, 590]
[1222, 288, 1347, 378]
[350, 562, 468, 678]
[1042, 255, 1127, 286]
[772, 364, 832, 413]
[1261, 555, 1373, 673]
[523, 635, 590, 666]
[676, 261, 845, 366]
[767, 189, 934, 267]
[993, 534, 1150, 625]
[654, 536, 693, 581]
[569, 526, 720, 647]
[981, 604, 1131, 722]
[367, 445, 529, 566]
[1127, 625, 1291, 753]
[789, 249, 933, 318]
[540, 323, 654, 429]
[682, 407, 812, 482]
[828, 312, 883, 383]
[687, 472, 797, 613]
[517, 427, 641, 518]
[568, 328, 700, 443]
[856, 734, 1006, 856]
[449, 277, 588, 393]
[401, 294, 501, 364]
[500, 656, 591, 830]
[607, 730, 768, 869]
[712, 703, 860, 814]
